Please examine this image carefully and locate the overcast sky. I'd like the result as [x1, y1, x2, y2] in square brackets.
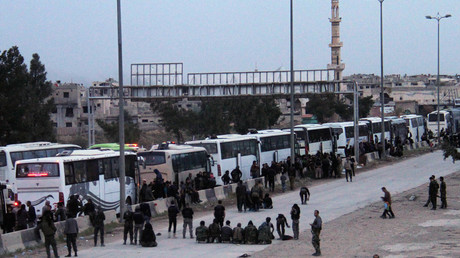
[1, 1, 458, 85]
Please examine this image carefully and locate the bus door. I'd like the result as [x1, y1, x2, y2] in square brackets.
[273, 151, 279, 163]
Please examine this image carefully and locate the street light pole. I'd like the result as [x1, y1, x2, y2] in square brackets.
[117, 0, 126, 222]
[426, 13, 451, 138]
[378, 0, 385, 158]
[289, 0, 295, 166]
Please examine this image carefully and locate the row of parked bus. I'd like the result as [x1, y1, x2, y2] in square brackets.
[2, 109, 460, 218]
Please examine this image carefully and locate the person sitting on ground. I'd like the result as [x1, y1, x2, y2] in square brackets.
[243, 220, 258, 244]
[195, 220, 209, 243]
[263, 193, 273, 209]
[232, 223, 244, 244]
[208, 218, 222, 243]
[258, 217, 273, 244]
[221, 220, 233, 243]
[140, 222, 157, 247]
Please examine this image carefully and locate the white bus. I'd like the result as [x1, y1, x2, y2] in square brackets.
[185, 135, 259, 185]
[426, 109, 460, 136]
[324, 122, 370, 156]
[387, 118, 408, 144]
[137, 143, 211, 184]
[360, 117, 391, 143]
[0, 142, 81, 194]
[248, 130, 291, 166]
[290, 124, 334, 156]
[15, 150, 137, 214]
[400, 114, 425, 142]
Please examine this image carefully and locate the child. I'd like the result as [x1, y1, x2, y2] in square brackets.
[280, 172, 287, 193]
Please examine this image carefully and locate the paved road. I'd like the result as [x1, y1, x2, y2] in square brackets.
[78, 151, 459, 258]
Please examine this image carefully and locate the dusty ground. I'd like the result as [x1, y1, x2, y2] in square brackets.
[253, 169, 460, 258]
[8, 146, 443, 258]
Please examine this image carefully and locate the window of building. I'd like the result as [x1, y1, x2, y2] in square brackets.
[66, 122, 72, 127]
[65, 107, 74, 117]
[63, 92, 69, 98]
[142, 119, 148, 123]
[97, 103, 101, 107]
[83, 106, 88, 113]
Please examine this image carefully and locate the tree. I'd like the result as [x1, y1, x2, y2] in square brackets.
[0, 46, 55, 145]
[152, 98, 282, 141]
[305, 93, 337, 123]
[96, 110, 141, 143]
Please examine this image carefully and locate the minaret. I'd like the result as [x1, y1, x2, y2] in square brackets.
[328, 0, 345, 89]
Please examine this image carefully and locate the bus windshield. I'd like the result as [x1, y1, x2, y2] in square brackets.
[16, 163, 59, 178]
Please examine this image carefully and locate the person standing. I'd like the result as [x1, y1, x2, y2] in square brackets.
[267, 165, 276, 192]
[168, 200, 179, 238]
[440, 176, 447, 209]
[300, 186, 310, 205]
[26, 201, 36, 228]
[3, 206, 15, 233]
[430, 176, 439, 210]
[380, 187, 395, 219]
[310, 210, 322, 256]
[55, 202, 67, 222]
[290, 204, 300, 240]
[133, 206, 144, 245]
[16, 204, 28, 231]
[93, 207, 105, 247]
[181, 203, 194, 239]
[280, 172, 287, 193]
[64, 214, 79, 257]
[231, 166, 242, 183]
[139, 179, 154, 202]
[236, 181, 247, 212]
[214, 200, 226, 227]
[38, 210, 59, 258]
[250, 161, 260, 179]
[344, 157, 353, 182]
[251, 182, 262, 212]
[123, 207, 134, 245]
[423, 176, 433, 207]
[221, 170, 231, 185]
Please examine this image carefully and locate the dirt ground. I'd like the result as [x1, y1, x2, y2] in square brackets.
[253, 169, 460, 258]
[10, 147, 446, 258]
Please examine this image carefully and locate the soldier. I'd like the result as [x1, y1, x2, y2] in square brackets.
[440, 176, 447, 209]
[195, 221, 209, 243]
[430, 176, 439, 210]
[38, 210, 59, 258]
[258, 217, 274, 244]
[236, 181, 247, 212]
[93, 207, 105, 247]
[276, 214, 290, 240]
[208, 219, 222, 243]
[123, 206, 134, 245]
[344, 156, 352, 182]
[290, 204, 301, 240]
[310, 210, 322, 256]
[243, 220, 258, 244]
[300, 186, 310, 205]
[251, 182, 263, 211]
[182, 203, 194, 239]
[231, 166, 242, 183]
[168, 200, 180, 238]
[133, 206, 144, 245]
[232, 223, 244, 244]
[214, 200, 226, 227]
[221, 220, 233, 243]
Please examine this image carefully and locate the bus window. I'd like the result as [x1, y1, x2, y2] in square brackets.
[86, 160, 99, 181]
[16, 163, 59, 178]
[65, 163, 75, 185]
[191, 143, 217, 154]
[102, 158, 112, 179]
[34, 150, 47, 158]
[429, 114, 444, 122]
[46, 149, 59, 157]
[125, 156, 136, 178]
[111, 157, 120, 178]
[411, 118, 418, 127]
[74, 161, 87, 183]
[0, 151, 6, 167]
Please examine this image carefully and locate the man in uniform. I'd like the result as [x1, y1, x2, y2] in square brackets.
[430, 176, 439, 210]
[208, 219, 222, 243]
[236, 181, 247, 212]
[310, 210, 322, 256]
[440, 176, 447, 209]
[258, 217, 273, 244]
[182, 203, 194, 239]
[232, 223, 244, 244]
[195, 221, 209, 243]
[221, 220, 233, 243]
[243, 220, 258, 244]
[214, 200, 226, 227]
